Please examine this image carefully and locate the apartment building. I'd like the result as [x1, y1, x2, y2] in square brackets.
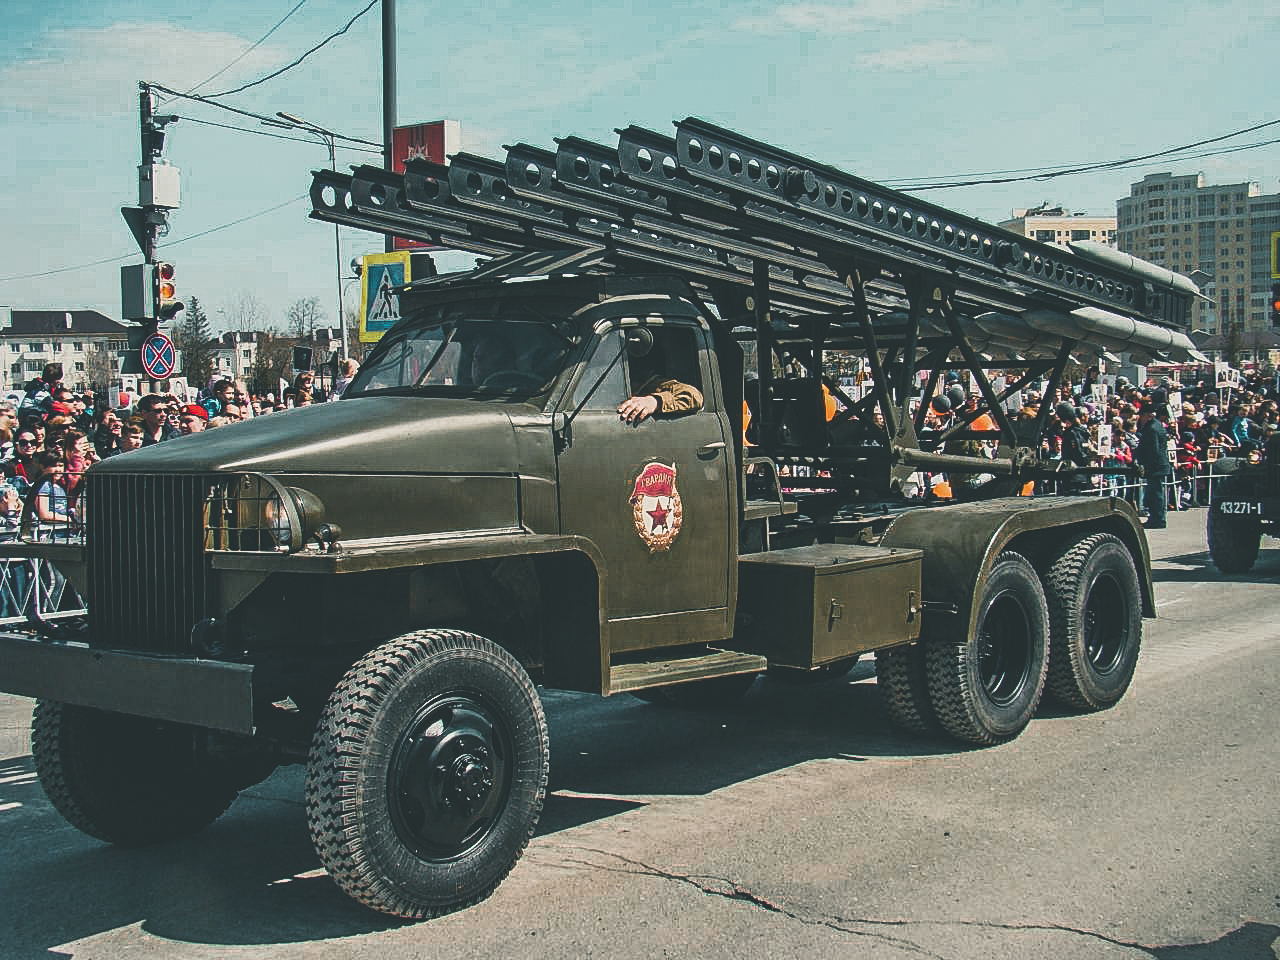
[999, 205, 1117, 248]
[1116, 172, 1267, 335]
[0, 308, 131, 394]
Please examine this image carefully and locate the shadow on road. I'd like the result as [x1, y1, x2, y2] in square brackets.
[1148, 921, 1280, 959]
[1, 668, 974, 952]
[1149, 547, 1280, 583]
[3, 659, 1203, 953]
[0, 754, 407, 957]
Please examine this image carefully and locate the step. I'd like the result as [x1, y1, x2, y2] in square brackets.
[608, 649, 767, 694]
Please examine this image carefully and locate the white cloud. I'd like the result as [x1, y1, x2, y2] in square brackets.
[857, 38, 996, 70]
[0, 24, 287, 117]
[732, 0, 960, 35]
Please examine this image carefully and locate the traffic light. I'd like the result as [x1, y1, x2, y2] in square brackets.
[1271, 281, 1280, 328]
[153, 261, 184, 320]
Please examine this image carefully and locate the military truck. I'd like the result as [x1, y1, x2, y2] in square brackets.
[1206, 441, 1280, 572]
[0, 119, 1203, 919]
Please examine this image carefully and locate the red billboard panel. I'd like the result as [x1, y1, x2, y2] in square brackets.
[391, 120, 461, 251]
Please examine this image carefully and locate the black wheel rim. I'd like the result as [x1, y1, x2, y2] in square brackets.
[1082, 572, 1127, 676]
[388, 692, 513, 863]
[978, 592, 1033, 706]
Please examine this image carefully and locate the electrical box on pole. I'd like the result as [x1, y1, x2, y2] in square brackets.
[139, 161, 181, 209]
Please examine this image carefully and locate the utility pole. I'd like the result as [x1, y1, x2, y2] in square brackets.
[120, 82, 183, 380]
[382, 0, 397, 254]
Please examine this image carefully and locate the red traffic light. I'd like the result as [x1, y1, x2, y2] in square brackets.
[153, 261, 184, 320]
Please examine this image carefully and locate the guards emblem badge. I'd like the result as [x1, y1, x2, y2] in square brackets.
[630, 461, 683, 553]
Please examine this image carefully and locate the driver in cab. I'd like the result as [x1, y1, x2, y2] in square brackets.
[617, 336, 704, 425]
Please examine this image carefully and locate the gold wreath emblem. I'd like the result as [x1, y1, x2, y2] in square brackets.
[632, 491, 683, 553]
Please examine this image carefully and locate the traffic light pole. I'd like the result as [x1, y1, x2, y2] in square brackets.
[121, 82, 183, 384]
[138, 86, 158, 264]
[382, 0, 396, 255]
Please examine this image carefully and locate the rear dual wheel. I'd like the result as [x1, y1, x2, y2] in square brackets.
[1043, 533, 1142, 711]
[925, 552, 1048, 745]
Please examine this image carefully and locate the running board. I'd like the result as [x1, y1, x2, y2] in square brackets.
[609, 649, 767, 694]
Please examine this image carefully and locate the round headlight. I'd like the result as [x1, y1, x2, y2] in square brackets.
[258, 483, 326, 553]
[264, 495, 292, 548]
[1247, 449, 1264, 465]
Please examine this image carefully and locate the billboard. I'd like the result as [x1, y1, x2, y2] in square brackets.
[391, 120, 461, 251]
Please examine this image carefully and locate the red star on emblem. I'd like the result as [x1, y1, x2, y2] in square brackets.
[647, 499, 669, 532]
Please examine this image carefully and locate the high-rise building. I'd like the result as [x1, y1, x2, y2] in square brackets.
[999, 205, 1117, 248]
[1116, 172, 1268, 334]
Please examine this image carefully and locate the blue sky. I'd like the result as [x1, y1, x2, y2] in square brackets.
[1, 0, 1277, 332]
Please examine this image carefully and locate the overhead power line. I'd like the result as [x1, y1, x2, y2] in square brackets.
[202, 0, 379, 99]
[185, 0, 311, 95]
[0, 195, 310, 284]
[149, 82, 381, 148]
[179, 115, 382, 154]
[889, 117, 1280, 191]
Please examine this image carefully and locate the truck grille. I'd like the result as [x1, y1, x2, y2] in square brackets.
[86, 473, 215, 654]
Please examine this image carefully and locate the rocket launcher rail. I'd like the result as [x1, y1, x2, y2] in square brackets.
[310, 118, 1199, 496]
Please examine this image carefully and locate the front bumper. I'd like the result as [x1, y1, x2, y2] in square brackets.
[0, 633, 254, 734]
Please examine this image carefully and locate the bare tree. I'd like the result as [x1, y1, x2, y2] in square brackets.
[84, 342, 114, 393]
[225, 292, 268, 332]
[286, 297, 326, 340]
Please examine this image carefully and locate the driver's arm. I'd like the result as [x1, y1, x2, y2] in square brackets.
[618, 377, 704, 424]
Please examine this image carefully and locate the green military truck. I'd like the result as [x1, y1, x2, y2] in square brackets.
[1206, 442, 1280, 572]
[0, 119, 1203, 919]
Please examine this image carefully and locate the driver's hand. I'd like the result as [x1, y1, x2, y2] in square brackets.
[618, 394, 660, 425]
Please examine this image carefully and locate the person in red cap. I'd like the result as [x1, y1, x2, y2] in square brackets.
[177, 404, 208, 435]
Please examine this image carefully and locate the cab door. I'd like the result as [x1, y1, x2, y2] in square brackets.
[555, 319, 733, 653]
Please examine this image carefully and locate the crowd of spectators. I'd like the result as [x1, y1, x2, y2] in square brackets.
[0, 360, 361, 546]
[917, 365, 1280, 528]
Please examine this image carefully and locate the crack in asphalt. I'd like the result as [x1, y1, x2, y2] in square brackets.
[551, 847, 946, 958]
[545, 845, 1193, 959]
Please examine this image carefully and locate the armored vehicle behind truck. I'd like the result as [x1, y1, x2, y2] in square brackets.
[0, 118, 1203, 919]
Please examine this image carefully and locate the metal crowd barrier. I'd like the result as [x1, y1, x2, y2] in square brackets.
[0, 555, 86, 629]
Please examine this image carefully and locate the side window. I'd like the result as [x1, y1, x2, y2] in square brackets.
[569, 330, 628, 411]
[625, 325, 703, 398]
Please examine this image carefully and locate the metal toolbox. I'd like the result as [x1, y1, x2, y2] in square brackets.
[733, 544, 923, 668]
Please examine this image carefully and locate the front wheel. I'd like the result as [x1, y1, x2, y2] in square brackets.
[1207, 501, 1261, 574]
[925, 551, 1049, 745]
[305, 630, 548, 919]
[31, 701, 243, 845]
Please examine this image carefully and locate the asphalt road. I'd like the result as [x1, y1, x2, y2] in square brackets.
[1, 507, 1277, 960]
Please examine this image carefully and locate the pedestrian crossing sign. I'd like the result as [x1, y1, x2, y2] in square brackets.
[359, 251, 412, 343]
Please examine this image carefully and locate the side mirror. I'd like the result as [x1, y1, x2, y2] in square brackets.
[626, 328, 654, 358]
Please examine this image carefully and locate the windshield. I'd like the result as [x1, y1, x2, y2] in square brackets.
[347, 299, 580, 399]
